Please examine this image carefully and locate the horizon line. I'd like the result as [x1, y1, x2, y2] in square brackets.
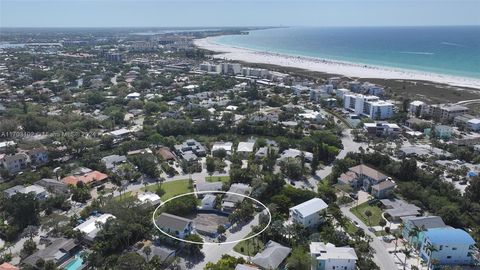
[1, 24, 480, 29]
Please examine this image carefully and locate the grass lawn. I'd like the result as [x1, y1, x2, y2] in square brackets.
[233, 233, 264, 256]
[142, 179, 192, 200]
[205, 175, 230, 184]
[114, 191, 133, 202]
[350, 202, 383, 227]
[344, 220, 359, 235]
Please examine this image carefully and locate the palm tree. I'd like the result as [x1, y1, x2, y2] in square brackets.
[408, 226, 421, 249]
[402, 248, 412, 270]
[425, 243, 438, 270]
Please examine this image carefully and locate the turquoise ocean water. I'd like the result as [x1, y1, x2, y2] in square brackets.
[214, 26, 480, 79]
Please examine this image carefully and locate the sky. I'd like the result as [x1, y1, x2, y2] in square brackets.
[1, 0, 479, 28]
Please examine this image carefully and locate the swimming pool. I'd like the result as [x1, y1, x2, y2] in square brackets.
[64, 255, 84, 270]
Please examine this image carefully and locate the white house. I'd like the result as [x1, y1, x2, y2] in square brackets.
[289, 198, 328, 228]
[137, 192, 161, 205]
[211, 141, 233, 155]
[467, 119, 480, 131]
[310, 242, 358, 270]
[75, 214, 116, 242]
[3, 184, 49, 200]
[237, 141, 255, 157]
[420, 228, 476, 267]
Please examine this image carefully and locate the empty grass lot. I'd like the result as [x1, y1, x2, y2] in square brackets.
[142, 179, 192, 200]
[205, 175, 230, 184]
[350, 202, 383, 227]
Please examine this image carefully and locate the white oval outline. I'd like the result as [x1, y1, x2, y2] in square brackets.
[152, 190, 272, 245]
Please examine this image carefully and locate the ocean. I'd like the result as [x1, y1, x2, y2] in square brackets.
[214, 26, 480, 79]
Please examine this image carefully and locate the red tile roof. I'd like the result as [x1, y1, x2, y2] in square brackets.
[0, 263, 20, 270]
[62, 171, 108, 185]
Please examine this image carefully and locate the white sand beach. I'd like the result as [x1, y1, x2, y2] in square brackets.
[195, 37, 480, 90]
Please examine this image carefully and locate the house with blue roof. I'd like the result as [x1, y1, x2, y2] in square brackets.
[420, 227, 476, 268]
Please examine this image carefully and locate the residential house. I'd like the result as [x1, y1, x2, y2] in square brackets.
[22, 238, 80, 269]
[0, 262, 19, 270]
[420, 228, 476, 267]
[338, 164, 388, 192]
[27, 147, 48, 165]
[401, 216, 447, 249]
[1, 153, 28, 173]
[156, 147, 176, 161]
[432, 125, 453, 140]
[363, 122, 400, 137]
[136, 244, 176, 263]
[289, 198, 328, 228]
[0, 141, 15, 153]
[62, 168, 108, 187]
[195, 182, 223, 198]
[467, 119, 480, 132]
[278, 148, 313, 163]
[310, 242, 358, 270]
[137, 192, 161, 205]
[251, 240, 291, 270]
[237, 141, 255, 158]
[200, 194, 217, 210]
[155, 213, 193, 239]
[108, 128, 132, 143]
[101, 154, 127, 171]
[453, 114, 476, 129]
[380, 199, 421, 221]
[371, 180, 396, 199]
[174, 139, 206, 161]
[3, 184, 49, 200]
[222, 183, 252, 213]
[211, 141, 233, 156]
[35, 178, 69, 195]
[74, 214, 116, 243]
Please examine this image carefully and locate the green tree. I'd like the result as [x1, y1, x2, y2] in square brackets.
[4, 193, 40, 230]
[21, 239, 37, 258]
[184, 234, 204, 256]
[364, 210, 372, 226]
[204, 255, 245, 270]
[117, 252, 146, 270]
[287, 248, 311, 270]
[206, 156, 216, 174]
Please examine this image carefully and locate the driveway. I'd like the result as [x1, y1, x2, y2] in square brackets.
[184, 211, 263, 269]
[341, 206, 398, 270]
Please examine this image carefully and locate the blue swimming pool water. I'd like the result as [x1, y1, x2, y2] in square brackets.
[65, 255, 84, 270]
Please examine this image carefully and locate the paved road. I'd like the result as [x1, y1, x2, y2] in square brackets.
[303, 128, 367, 189]
[340, 206, 397, 270]
[185, 212, 262, 269]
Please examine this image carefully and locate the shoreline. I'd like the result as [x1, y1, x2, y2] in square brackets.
[194, 36, 480, 90]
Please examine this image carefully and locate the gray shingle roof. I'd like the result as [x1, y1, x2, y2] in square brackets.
[155, 213, 192, 232]
[251, 240, 291, 269]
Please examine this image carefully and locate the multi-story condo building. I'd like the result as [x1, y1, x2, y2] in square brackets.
[199, 63, 221, 73]
[426, 104, 469, 122]
[242, 67, 269, 78]
[344, 93, 394, 119]
[220, 63, 242, 75]
[409, 100, 427, 117]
